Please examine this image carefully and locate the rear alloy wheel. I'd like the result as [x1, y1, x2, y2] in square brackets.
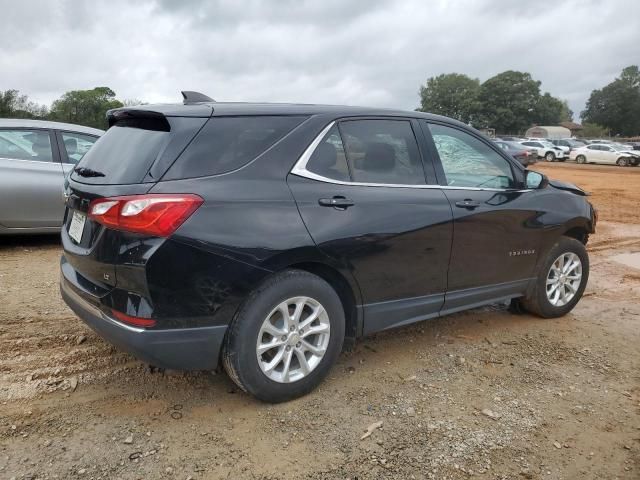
[223, 269, 345, 403]
[576, 155, 586, 164]
[616, 157, 629, 167]
[256, 296, 330, 383]
[520, 237, 589, 318]
[545, 151, 556, 162]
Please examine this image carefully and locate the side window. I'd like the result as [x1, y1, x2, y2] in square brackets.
[306, 125, 350, 181]
[0, 129, 53, 162]
[60, 132, 98, 165]
[428, 123, 516, 189]
[339, 119, 425, 185]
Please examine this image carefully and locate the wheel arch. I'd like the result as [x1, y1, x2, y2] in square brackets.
[563, 226, 589, 245]
[283, 261, 361, 343]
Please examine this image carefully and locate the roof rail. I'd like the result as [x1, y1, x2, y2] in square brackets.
[181, 91, 215, 105]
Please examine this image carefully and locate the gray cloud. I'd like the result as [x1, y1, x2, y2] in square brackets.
[1, 0, 638, 119]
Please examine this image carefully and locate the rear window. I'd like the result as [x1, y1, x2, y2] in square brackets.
[163, 116, 305, 180]
[72, 120, 170, 184]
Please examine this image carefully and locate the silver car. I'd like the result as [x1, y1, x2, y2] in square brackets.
[0, 119, 103, 234]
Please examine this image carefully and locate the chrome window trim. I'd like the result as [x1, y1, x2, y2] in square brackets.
[290, 121, 532, 193]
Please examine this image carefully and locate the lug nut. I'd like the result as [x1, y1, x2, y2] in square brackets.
[286, 346, 291, 351]
[290, 326, 295, 332]
[281, 335, 287, 341]
[296, 342, 301, 348]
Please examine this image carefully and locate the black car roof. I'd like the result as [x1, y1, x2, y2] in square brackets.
[108, 102, 467, 127]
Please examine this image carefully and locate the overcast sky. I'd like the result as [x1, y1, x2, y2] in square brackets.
[2, 0, 639, 119]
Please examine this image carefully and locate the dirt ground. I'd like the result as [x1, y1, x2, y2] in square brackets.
[1, 161, 639, 480]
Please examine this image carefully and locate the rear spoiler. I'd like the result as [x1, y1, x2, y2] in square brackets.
[106, 109, 171, 130]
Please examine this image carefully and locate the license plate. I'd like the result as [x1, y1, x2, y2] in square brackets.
[69, 211, 86, 244]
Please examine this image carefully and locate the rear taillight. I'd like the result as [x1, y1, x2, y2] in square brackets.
[88, 194, 203, 236]
[112, 309, 157, 328]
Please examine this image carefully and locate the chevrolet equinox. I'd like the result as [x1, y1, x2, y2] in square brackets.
[60, 93, 596, 402]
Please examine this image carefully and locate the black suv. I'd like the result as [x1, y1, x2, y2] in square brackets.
[60, 95, 596, 402]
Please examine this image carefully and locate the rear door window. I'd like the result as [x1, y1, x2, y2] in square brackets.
[0, 129, 53, 162]
[338, 119, 426, 185]
[164, 116, 306, 180]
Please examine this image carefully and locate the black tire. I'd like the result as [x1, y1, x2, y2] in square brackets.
[222, 269, 345, 403]
[576, 155, 586, 164]
[545, 151, 556, 162]
[520, 237, 589, 318]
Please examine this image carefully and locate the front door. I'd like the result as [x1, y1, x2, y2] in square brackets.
[288, 118, 453, 333]
[422, 121, 543, 314]
[0, 128, 64, 229]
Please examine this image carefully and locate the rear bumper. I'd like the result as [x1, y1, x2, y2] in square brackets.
[60, 272, 227, 370]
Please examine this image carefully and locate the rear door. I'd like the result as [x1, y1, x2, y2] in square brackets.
[288, 117, 453, 333]
[0, 128, 65, 228]
[422, 121, 542, 314]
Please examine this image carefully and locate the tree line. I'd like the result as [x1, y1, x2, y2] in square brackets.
[2, 66, 639, 137]
[0, 87, 140, 130]
[418, 66, 640, 137]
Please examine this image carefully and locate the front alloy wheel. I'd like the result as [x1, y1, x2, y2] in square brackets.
[256, 296, 330, 383]
[519, 237, 589, 318]
[545, 252, 582, 307]
[545, 151, 556, 162]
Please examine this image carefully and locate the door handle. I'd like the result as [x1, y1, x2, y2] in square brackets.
[455, 199, 480, 209]
[318, 196, 354, 209]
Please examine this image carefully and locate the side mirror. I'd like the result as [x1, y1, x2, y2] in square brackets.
[525, 170, 548, 189]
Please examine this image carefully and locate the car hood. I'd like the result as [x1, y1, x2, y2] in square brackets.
[549, 179, 589, 196]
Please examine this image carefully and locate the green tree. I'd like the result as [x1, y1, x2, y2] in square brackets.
[49, 87, 123, 129]
[418, 73, 480, 123]
[560, 100, 574, 123]
[476, 71, 541, 134]
[0, 89, 48, 118]
[581, 65, 640, 136]
[532, 93, 565, 125]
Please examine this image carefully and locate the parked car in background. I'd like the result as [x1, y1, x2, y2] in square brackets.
[494, 140, 537, 166]
[0, 119, 103, 234]
[550, 139, 584, 153]
[520, 140, 566, 161]
[570, 144, 639, 166]
[60, 97, 595, 402]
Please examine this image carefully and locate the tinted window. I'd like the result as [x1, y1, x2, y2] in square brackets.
[74, 122, 170, 184]
[167, 116, 305, 179]
[428, 123, 515, 189]
[60, 132, 98, 165]
[0, 129, 53, 162]
[339, 119, 425, 185]
[306, 125, 350, 181]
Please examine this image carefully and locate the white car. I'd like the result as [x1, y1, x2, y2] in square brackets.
[520, 140, 567, 162]
[570, 144, 640, 166]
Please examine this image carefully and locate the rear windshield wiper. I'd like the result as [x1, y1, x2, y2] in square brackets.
[74, 167, 105, 178]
